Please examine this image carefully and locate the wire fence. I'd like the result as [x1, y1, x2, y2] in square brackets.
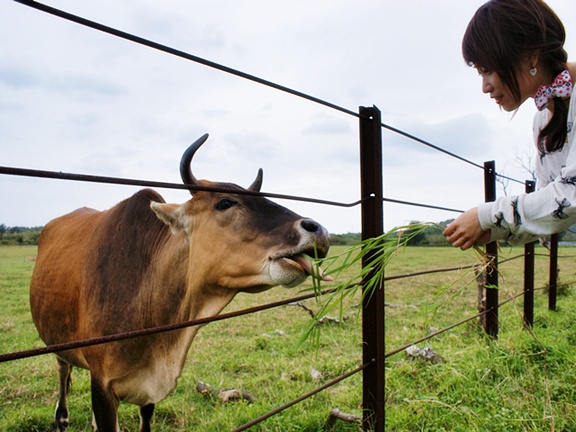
[2, 1, 572, 432]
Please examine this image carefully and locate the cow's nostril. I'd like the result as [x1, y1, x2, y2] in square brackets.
[301, 219, 320, 233]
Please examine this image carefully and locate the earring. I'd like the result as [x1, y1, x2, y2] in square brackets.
[530, 67, 537, 76]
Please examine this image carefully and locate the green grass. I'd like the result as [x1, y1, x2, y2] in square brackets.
[7, 241, 575, 431]
[385, 245, 576, 431]
[0, 245, 363, 432]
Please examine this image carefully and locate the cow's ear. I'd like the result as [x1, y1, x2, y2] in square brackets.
[150, 202, 188, 234]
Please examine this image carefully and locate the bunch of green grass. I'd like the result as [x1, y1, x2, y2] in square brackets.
[301, 223, 438, 346]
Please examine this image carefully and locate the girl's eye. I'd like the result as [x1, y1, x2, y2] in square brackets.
[215, 198, 237, 211]
[476, 67, 491, 77]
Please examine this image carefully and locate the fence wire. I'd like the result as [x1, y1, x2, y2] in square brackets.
[384, 245, 575, 362]
[13, 0, 526, 188]
[0, 166, 366, 208]
[231, 361, 373, 432]
[0, 287, 347, 364]
[2, 2, 552, 431]
[384, 282, 573, 361]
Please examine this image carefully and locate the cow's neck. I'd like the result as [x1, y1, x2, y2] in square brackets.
[154, 236, 237, 325]
[187, 284, 237, 321]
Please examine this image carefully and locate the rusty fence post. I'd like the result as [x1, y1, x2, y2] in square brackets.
[483, 161, 499, 337]
[359, 105, 384, 432]
[549, 233, 559, 311]
[524, 180, 536, 327]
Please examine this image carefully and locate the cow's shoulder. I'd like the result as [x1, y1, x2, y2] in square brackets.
[92, 188, 170, 266]
[76, 189, 175, 329]
[98, 188, 167, 235]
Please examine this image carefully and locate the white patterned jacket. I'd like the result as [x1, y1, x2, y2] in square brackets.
[477, 95, 576, 245]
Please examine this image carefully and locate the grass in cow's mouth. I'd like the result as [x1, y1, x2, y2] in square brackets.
[299, 223, 436, 347]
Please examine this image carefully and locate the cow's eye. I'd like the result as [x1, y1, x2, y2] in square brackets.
[215, 198, 237, 211]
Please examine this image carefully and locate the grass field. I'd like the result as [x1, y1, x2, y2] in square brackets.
[5, 241, 576, 431]
[0, 245, 364, 432]
[385, 245, 576, 431]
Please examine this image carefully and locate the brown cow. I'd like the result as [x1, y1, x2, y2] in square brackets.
[30, 134, 331, 432]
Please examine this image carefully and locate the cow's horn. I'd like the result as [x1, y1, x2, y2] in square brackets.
[180, 133, 209, 194]
[248, 168, 263, 192]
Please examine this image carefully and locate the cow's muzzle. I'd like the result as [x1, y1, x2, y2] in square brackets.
[269, 218, 331, 288]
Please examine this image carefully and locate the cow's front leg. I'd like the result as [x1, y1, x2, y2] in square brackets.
[90, 376, 119, 432]
[53, 358, 72, 431]
[139, 404, 155, 432]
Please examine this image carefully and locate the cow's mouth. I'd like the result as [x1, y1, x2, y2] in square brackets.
[281, 254, 333, 282]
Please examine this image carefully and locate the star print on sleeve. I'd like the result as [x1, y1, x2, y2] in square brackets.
[560, 175, 576, 186]
[552, 197, 572, 219]
[494, 212, 504, 228]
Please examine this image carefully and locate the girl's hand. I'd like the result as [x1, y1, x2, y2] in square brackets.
[442, 207, 491, 250]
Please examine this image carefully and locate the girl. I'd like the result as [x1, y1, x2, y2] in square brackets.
[443, 0, 576, 249]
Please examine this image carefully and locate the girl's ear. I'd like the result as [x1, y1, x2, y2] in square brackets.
[527, 52, 540, 72]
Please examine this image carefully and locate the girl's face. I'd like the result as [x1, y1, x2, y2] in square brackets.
[477, 68, 515, 111]
[476, 62, 540, 112]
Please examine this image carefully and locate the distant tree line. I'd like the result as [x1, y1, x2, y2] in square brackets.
[401, 220, 452, 246]
[331, 227, 448, 246]
[0, 224, 42, 245]
[4, 221, 576, 248]
[402, 219, 576, 246]
[330, 232, 361, 245]
[0, 224, 450, 247]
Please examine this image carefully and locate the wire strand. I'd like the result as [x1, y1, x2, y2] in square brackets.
[0, 165, 366, 208]
[12, 0, 527, 185]
[0, 288, 338, 364]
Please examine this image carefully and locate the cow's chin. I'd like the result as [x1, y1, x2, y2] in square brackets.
[241, 286, 272, 294]
[269, 258, 308, 288]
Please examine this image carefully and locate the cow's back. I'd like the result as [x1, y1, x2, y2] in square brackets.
[31, 206, 104, 367]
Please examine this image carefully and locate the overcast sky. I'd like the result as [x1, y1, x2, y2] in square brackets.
[2, 0, 576, 234]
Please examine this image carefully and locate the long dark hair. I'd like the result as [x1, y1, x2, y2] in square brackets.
[462, 0, 568, 155]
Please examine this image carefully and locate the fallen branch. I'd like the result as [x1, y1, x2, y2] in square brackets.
[289, 301, 315, 317]
[288, 301, 350, 323]
[196, 381, 256, 403]
[325, 408, 361, 429]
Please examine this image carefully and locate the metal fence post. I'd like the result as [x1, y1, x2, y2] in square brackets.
[524, 180, 536, 327]
[484, 161, 499, 337]
[359, 105, 384, 432]
[549, 233, 559, 311]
